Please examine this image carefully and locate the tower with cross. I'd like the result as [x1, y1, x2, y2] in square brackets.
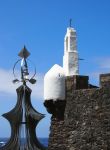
[63, 20, 79, 76]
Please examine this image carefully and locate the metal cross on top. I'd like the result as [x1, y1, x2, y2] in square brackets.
[69, 18, 72, 27]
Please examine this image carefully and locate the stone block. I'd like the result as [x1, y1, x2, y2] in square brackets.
[66, 75, 89, 92]
[100, 73, 110, 88]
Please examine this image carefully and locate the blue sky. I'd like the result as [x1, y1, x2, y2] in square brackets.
[0, 0, 110, 139]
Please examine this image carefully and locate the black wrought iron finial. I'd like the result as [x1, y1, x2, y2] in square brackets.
[13, 46, 36, 84]
[1, 47, 46, 150]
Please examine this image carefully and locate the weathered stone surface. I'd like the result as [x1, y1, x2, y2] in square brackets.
[44, 100, 66, 119]
[65, 87, 110, 150]
[48, 118, 66, 150]
[44, 73, 110, 150]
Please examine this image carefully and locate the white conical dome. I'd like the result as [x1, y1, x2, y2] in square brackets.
[44, 64, 65, 101]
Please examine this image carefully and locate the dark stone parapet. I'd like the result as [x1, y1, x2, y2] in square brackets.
[66, 75, 89, 92]
[100, 73, 110, 88]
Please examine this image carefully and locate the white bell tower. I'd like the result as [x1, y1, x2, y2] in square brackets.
[63, 22, 79, 76]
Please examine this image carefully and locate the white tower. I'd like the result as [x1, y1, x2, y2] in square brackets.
[44, 64, 65, 101]
[63, 25, 79, 76]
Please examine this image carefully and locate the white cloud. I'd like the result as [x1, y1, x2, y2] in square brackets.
[87, 56, 110, 86]
[96, 57, 110, 69]
[29, 73, 44, 100]
[90, 72, 100, 79]
[0, 68, 44, 100]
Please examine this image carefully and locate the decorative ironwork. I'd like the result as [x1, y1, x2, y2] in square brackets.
[0, 46, 46, 150]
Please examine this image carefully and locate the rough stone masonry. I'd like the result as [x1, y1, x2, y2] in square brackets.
[44, 73, 110, 150]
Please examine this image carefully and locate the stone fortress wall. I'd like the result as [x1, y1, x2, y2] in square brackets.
[44, 73, 110, 150]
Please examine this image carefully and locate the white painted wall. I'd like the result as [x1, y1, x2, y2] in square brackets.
[63, 27, 79, 76]
[44, 64, 65, 101]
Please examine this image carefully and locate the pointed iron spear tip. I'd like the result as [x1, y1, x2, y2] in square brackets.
[18, 46, 30, 59]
